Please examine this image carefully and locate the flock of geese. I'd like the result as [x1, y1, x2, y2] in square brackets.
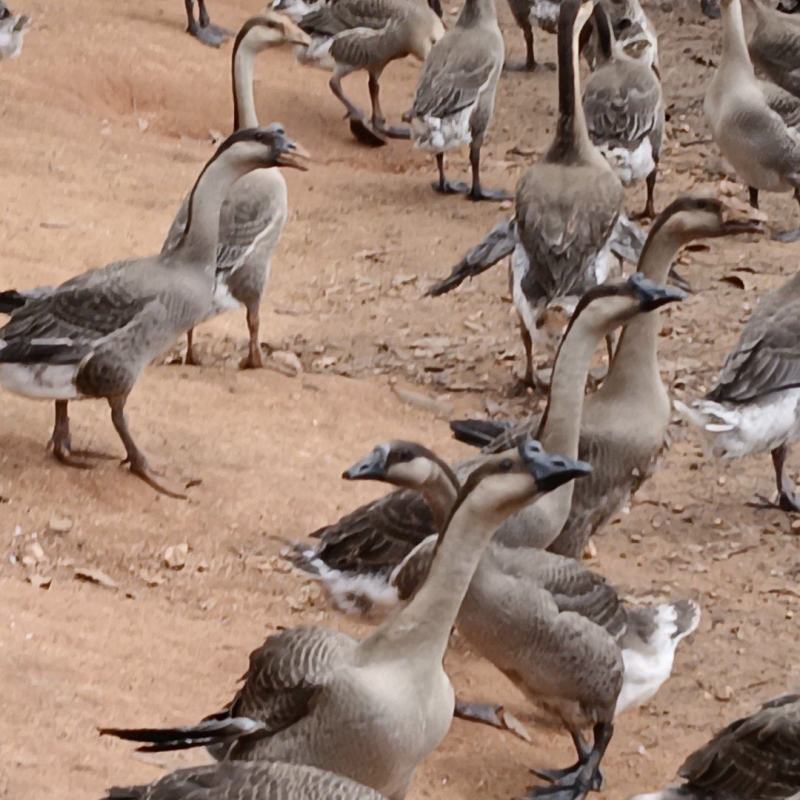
[2, 0, 800, 799]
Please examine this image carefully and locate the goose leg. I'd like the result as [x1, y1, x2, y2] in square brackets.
[184, 328, 202, 366]
[467, 139, 511, 202]
[109, 396, 187, 499]
[184, 0, 229, 47]
[330, 66, 387, 147]
[505, 23, 555, 71]
[432, 153, 470, 195]
[633, 166, 657, 220]
[48, 400, 116, 469]
[748, 186, 759, 209]
[527, 723, 612, 799]
[773, 188, 800, 242]
[454, 700, 531, 741]
[530, 730, 603, 790]
[368, 72, 410, 140]
[751, 445, 800, 512]
[240, 302, 264, 370]
[512, 319, 536, 394]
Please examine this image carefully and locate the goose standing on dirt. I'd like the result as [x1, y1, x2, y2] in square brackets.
[0, 127, 308, 497]
[101, 441, 589, 799]
[704, 0, 800, 241]
[355, 436, 699, 800]
[161, 13, 310, 368]
[183, 0, 230, 47]
[629, 692, 800, 800]
[288, 274, 682, 620]
[0, 1, 29, 60]
[103, 759, 386, 800]
[405, 0, 508, 200]
[451, 196, 764, 557]
[582, 2, 663, 218]
[427, 0, 639, 389]
[297, 0, 444, 146]
[675, 269, 800, 512]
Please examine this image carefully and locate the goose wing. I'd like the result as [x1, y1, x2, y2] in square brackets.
[751, 27, 800, 98]
[707, 287, 800, 403]
[679, 694, 800, 799]
[761, 80, 800, 131]
[515, 164, 623, 298]
[410, 31, 497, 120]
[103, 759, 386, 800]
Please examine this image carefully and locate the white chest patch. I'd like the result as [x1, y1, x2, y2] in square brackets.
[0, 363, 81, 400]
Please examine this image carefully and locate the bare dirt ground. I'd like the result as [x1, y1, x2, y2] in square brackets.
[1, 1, 800, 798]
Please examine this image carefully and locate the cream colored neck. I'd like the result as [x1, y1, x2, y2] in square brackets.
[421, 466, 459, 533]
[600, 226, 683, 397]
[233, 41, 260, 130]
[361, 494, 508, 664]
[720, 0, 754, 79]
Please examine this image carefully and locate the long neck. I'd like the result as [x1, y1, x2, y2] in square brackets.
[362, 496, 501, 663]
[420, 467, 459, 533]
[721, 0, 754, 77]
[593, 6, 613, 64]
[232, 41, 259, 130]
[600, 227, 683, 396]
[171, 151, 253, 266]
[546, 9, 593, 162]
[456, 0, 496, 28]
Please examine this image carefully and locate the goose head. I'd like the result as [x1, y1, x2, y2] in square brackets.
[216, 124, 310, 171]
[452, 438, 592, 522]
[647, 195, 766, 243]
[343, 440, 455, 490]
[409, 8, 446, 61]
[237, 11, 311, 50]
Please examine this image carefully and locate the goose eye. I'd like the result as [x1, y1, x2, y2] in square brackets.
[498, 458, 513, 473]
[396, 449, 413, 462]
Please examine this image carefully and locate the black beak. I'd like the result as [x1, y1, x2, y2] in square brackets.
[629, 273, 686, 311]
[520, 443, 592, 493]
[722, 218, 765, 235]
[701, 0, 721, 18]
[343, 447, 389, 481]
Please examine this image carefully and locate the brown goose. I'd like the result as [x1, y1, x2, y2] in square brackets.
[364, 438, 699, 800]
[629, 693, 800, 800]
[161, 13, 310, 368]
[405, 0, 508, 200]
[102, 760, 386, 800]
[101, 440, 588, 800]
[287, 274, 675, 615]
[298, 0, 444, 145]
[183, 0, 230, 47]
[0, 127, 308, 497]
[451, 196, 763, 558]
[426, 0, 639, 389]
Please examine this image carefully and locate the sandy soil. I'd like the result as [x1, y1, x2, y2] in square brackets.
[2, 1, 800, 799]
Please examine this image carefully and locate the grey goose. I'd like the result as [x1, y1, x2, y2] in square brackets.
[405, 0, 508, 200]
[101, 439, 589, 799]
[426, 0, 644, 390]
[582, 1, 663, 218]
[675, 268, 800, 512]
[297, 0, 444, 145]
[0, 127, 308, 497]
[287, 274, 680, 615]
[451, 197, 764, 558]
[362, 440, 699, 800]
[102, 760, 386, 800]
[161, 13, 310, 368]
[183, 0, 230, 47]
[629, 693, 800, 800]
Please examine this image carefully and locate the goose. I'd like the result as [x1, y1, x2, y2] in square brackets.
[583, 0, 659, 71]
[0, 2, 28, 61]
[450, 196, 764, 558]
[183, 0, 230, 47]
[103, 760, 386, 800]
[101, 439, 589, 800]
[359, 438, 700, 800]
[582, 2, 664, 218]
[674, 269, 800, 512]
[704, 0, 800, 242]
[297, 0, 444, 146]
[0, 126, 308, 498]
[160, 13, 311, 368]
[405, 0, 508, 200]
[426, 0, 640, 390]
[288, 274, 683, 617]
[502, 0, 557, 72]
[629, 692, 800, 800]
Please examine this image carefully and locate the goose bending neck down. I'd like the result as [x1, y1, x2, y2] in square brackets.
[0, 127, 308, 497]
[162, 13, 311, 368]
[101, 440, 588, 799]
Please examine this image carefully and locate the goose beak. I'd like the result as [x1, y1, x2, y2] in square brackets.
[721, 200, 767, 235]
[277, 138, 311, 171]
[520, 444, 592, 493]
[629, 273, 686, 311]
[701, 0, 721, 18]
[343, 447, 389, 481]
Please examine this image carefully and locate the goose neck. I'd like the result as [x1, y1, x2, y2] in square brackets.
[456, 0, 496, 28]
[233, 40, 259, 131]
[720, 0, 754, 77]
[421, 467, 460, 533]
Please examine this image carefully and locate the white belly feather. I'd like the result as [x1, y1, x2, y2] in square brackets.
[597, 138, 654, 185]
[411, 105, 474, 153]
[530, 0, 560, 30]
[0, 362, 81, 400]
